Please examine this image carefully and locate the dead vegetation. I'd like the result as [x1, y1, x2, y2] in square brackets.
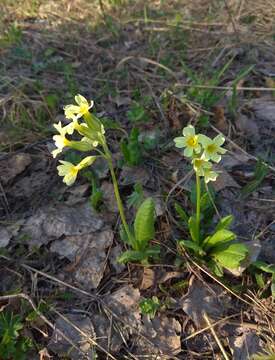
[0, 0, 275, 359]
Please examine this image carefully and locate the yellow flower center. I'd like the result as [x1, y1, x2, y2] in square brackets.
[187, 136, 197, 148]
[63, 138, 70, 146]
[70, 167, 79, 176]
[194, 159, 203, 168]
[206, 144, 217, 154]
[79, 104, 89, 115]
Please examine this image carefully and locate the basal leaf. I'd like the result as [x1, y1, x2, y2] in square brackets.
[179, 240, 205, 256]
[174, 202, 189, 225]
[252, 261, 275, 274]
[134, 197, 155, 251]
[203, 229, 236, 251]
[211, 243, 248, 269]
[117, 250, 147, 264]
[188, 216, 199, 243]
[214, 215, 234, 232]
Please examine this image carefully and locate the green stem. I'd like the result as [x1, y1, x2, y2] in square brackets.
[196, 172, 201, 242]
[103, 143, 133, 244]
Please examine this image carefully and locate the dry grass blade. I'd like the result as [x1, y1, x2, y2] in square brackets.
[203, 312, 230, 360]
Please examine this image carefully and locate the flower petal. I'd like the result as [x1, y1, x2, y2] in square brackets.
[75, 94, 88, 106]
[184, 147, 193, 157]
[198, 134, 211, 147]
[211, 153, 222, 163]
[182, 125, 195, 137]
[214, 134, 225, 146]
[77, 156, 97, 170]
[63, 171, 78, 186]
[174, 137, 186, 148]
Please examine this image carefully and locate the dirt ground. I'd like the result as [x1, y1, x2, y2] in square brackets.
[0, 1, 274, 359]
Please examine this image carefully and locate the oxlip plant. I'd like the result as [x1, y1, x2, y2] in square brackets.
[52, 94, 159, 264]
[174, 125, 248, 276]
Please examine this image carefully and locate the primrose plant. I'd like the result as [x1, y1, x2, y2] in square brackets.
[174, 125, 248, 276]
[52, 95, 159, 264]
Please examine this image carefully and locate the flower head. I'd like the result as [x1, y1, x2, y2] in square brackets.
[192, 158, 211, 176]
[199, 134, 226, 163]
[192, 157, 218, 183]
[64, 94, 94, 120]
[57, 156, 96, 186]
[52, 122, 71, 158]
[204, 168, 218, 183]
[174, 125, 201, 157]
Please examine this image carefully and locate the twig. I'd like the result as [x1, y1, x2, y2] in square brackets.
[203, 312, 230, 360]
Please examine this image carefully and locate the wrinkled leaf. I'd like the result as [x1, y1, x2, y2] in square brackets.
[203, 229, 236, 251]
[188, 216, 199, 243]
[179, 240, 205, 256]
[134, 198, 155, 250]
[212, 243, 248, 269]
[214, 215, 234, 232]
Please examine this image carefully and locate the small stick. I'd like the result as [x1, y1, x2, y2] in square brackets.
[203, 312, 230, 360]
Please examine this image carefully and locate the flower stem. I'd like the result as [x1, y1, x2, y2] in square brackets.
[103, 143, 133, 244]
[196, 172, 201, 242]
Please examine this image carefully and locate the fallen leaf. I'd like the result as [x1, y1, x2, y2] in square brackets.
[141, 267, 155, 290]
[22, 202, 104, 247]
[135, 315, 182, 356]
[119, 166, 150, 186]
[181, 278, 230, 328]
[105, 285, 141, 333]
[228, 330, 263, 360]
[213, 165, 240, 192]
[48, 313, 96, 360]
[0, 153, 32, 184]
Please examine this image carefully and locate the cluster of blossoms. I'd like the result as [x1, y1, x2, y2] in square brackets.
[51, 94, 105, 186]
[174, 125, 226, 183]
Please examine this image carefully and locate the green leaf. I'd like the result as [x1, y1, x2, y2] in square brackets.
[117, 250, 147, 264]
[188, 216, 199, 243]
[120, 128, 143, 166]
[174, 202, 189, 225]
[139, 297, 160, 319]
[203, 229, 236, 251]
[241, 159, 269, 199]
[134, 198, 155, 251]
[119, 225, 134, 247]
[255, 273, 265, 289]
[211, 243, 248, 269]
[214, 215, 234, 232]
[252, 261, 275, 274]
[179, 240, 205, 256]
[127, 183, 144, 209]
[207, 259, 224, 277]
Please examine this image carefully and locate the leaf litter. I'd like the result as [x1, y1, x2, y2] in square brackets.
[0, 1, 275, 359]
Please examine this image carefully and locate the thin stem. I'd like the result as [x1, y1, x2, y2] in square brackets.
[103, 143, 133, 244]
[196, 172, 201, 242]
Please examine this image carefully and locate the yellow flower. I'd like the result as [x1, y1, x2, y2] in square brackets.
[51, 121, 71, 158]
[199, 134, 226, 163]
[64, 94, 94, 120]
[192, 158, 211, 176]
[57, 156, 96, 186]
[192, 158, 218, 183]
[174, 125, 201, 157]
[204, 168, 218, 183]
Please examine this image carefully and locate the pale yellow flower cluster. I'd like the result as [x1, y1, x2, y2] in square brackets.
[52, 95, 105, 185]
[174, 125, 226, 183]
